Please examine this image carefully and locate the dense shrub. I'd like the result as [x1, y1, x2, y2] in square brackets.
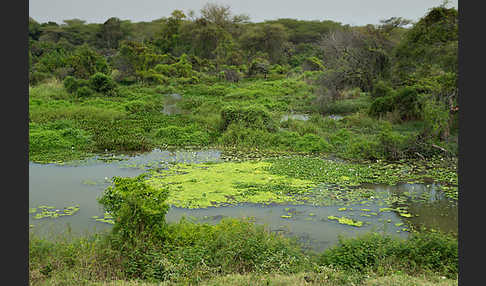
[63, 76, 79, 93]
[319, 231, 458, 278]
[248, 58, 270, 77]
[85, 119, 151, 151]
[321, 96, 371, 115]
[99, 175, 170, 242]
[220, 105, 276, 132]
[75, 86, 94, 98]
[394, 86, 423, 121]
[368, 95, 396, 118]
[371, 80, 393, 98]
[377, 125, 410, 160]
[369, 86, 423, 121]
[89, 72, 117, 95]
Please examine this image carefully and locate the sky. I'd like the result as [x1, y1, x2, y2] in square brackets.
[29, 0, 458, 26]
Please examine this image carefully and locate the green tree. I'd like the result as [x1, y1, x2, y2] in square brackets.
[94, 17, 126, 50]
[67, 45, 109, 79]
[240, 23, 289, 64]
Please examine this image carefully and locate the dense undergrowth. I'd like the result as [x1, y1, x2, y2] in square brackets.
[29, 76, 457, 164]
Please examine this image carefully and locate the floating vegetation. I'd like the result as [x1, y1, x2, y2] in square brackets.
[92, 212, 115, 224]
[146, 161, 315, 208]
[327, 216, 363, 227]
[31, 205, 80, 219]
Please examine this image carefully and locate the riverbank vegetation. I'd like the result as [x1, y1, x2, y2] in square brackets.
[29, 2, 458, 285]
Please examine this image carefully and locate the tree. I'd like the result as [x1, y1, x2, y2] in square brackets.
[240, 23, 289, 64]
[94, 17, 125, 50]
[67, 45, 110, 79]
[392, 6, 458, 82]
[318, 28, 390, 93]
[153, 10, 186, 54]
[29, 17, 42, 41]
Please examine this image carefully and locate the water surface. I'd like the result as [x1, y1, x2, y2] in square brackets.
[29, 150, 457, 251]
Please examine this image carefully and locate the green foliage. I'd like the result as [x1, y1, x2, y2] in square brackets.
[319, 231, 457, 278]
[377, 124, 410, 160]
[75, 86, 94, 98]
[99, 175, 170, 242]
[67, 45, 110, 79]
[88, 72, 117, 95]
[220, 105, 276, 132]
[155, 125, 210, 146]
[393, 6, 458, 82]
[29, 121, 92, 161]
[62, 76, 79, 93]
[422, 98, 450, 140]
[371, 80, 393, 98]
[124, 100, 159, 114]
[83, 119, 151, 152]
[369, 86, 422, 121]
[321, 96, 371, 115]
[302, 56, 325, 71]
[247, 58, 270, 77]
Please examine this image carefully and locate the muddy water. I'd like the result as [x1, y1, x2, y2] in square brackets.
[29, 150, 457, 252]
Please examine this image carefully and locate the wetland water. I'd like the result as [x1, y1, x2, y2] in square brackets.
[29, 149, 457, 252]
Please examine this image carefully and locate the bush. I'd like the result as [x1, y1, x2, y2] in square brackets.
[369, 86, 423, 121]
[319, 231, 458, 278]
[377, 125, 410, 160]
[220, 105, 276, 132]
[99, 175, 170, 243]
[248, 58, 270, 77]
[321, 96, 371, 115]
[89, 72, 117, 95]
[371, 80, 393, 98]
[75, 86, 94, 98]
[394, 86, 423, 121]
[29, 71, 51, 85]
[63, 76, 79, 93]
[368, 95, 396, 118]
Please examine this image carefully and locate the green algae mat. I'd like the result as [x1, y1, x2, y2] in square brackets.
[146, 161, 315, 208]
[145, 156, 458, 209]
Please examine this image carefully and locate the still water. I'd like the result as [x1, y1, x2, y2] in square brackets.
[29, 149, 457, 252]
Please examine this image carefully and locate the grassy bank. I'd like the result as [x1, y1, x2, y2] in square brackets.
[29, 221, 458, 286]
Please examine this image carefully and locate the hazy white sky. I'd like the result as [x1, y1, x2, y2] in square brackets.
[29, 0, 458, 26]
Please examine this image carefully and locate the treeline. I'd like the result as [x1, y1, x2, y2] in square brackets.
[28, 3, 347, 85]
